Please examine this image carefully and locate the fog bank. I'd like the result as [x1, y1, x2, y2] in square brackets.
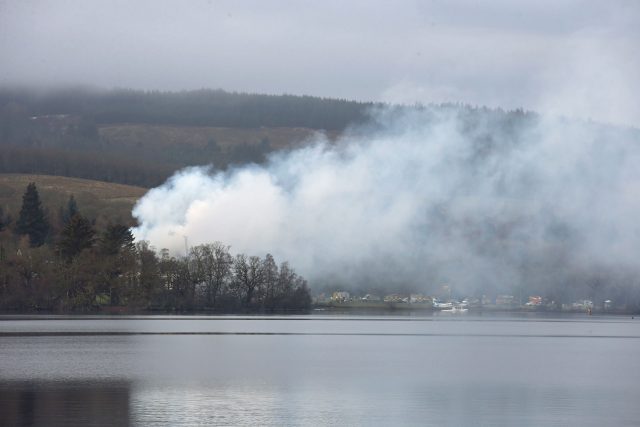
[132, 107, 640, 299]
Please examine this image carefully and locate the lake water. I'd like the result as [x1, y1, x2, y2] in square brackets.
[1, 313, 639, 426]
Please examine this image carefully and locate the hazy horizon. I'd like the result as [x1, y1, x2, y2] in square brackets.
[2, 3, 640, 424]
[1, 1, 638, 127]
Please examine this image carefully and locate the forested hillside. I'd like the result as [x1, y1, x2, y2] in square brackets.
[0, 88, 374, 130]
[0, 87, 542, 188]
[1, 88, 640, 311]
[0, 88, 365, 186]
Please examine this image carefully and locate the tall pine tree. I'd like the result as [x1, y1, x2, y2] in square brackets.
[58, 214, 96, 259]
[15, 182, 49, 247]
[0, 206, 5, 232]
[62, 195, 79, 225]
[100, 224, 135, 255]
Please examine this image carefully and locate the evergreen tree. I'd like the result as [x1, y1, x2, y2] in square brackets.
[100, 224, 135, 255]
[58, 214, 95, 259]
[62, 195, 79, 225]
[15, 182, 49, 247]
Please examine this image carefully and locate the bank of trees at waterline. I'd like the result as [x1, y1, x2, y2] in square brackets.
[0, 182, 311, 312]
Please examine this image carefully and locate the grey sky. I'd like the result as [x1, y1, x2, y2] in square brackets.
[1, 0, 638, 126]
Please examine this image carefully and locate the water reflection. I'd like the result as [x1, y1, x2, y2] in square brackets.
[0, 381, 131, 427]
[2, 379, 633, 426]
[1, 315, 639, 426]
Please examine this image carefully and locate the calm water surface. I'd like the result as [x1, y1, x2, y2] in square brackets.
[1, 313, 639, 426]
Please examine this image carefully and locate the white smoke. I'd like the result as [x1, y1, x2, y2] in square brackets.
[132, 107, 640, 296]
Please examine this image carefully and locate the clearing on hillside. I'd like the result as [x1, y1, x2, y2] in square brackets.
[0, 174, 147, 226]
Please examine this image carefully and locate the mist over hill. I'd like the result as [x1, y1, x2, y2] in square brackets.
[0, 87, 374, 130]
[3, 87, 640, 308]
[132, 105, 640, 307]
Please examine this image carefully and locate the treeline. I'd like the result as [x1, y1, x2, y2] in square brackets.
[0, 145, 174, 188]
[1, 88, 338, 186]
[0, 183, 311, 312]
[0, 87, 548, 188]
[0, 87, 374, 130]
[0, 135, 272, 188]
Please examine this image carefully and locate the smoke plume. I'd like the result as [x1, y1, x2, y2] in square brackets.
[132, 107, 640, 299]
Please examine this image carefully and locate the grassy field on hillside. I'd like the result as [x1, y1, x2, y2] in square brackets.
[0, 174, 147, 226]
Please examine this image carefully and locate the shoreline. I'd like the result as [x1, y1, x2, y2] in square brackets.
[312, 302, 638, 315]
[0, 305, 636, 316]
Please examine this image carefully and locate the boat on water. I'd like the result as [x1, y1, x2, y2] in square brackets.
[433, 299, 453, 309]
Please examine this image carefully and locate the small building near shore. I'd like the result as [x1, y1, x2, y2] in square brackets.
[384, 294, 404, 303]
[526, 296, 543, 306]
[410, 294, 432, 304]
[331, 291, 350, 302]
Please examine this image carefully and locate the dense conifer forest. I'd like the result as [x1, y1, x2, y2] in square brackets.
[0, 87, 374, 130]
[0, 88, 539, 187]
[0, 88, 376, 186]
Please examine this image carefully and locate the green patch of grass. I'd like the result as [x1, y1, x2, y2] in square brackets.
[0, 174, 146, 226]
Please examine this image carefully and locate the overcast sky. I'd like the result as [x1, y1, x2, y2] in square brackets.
[1, 0, 638, 126]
